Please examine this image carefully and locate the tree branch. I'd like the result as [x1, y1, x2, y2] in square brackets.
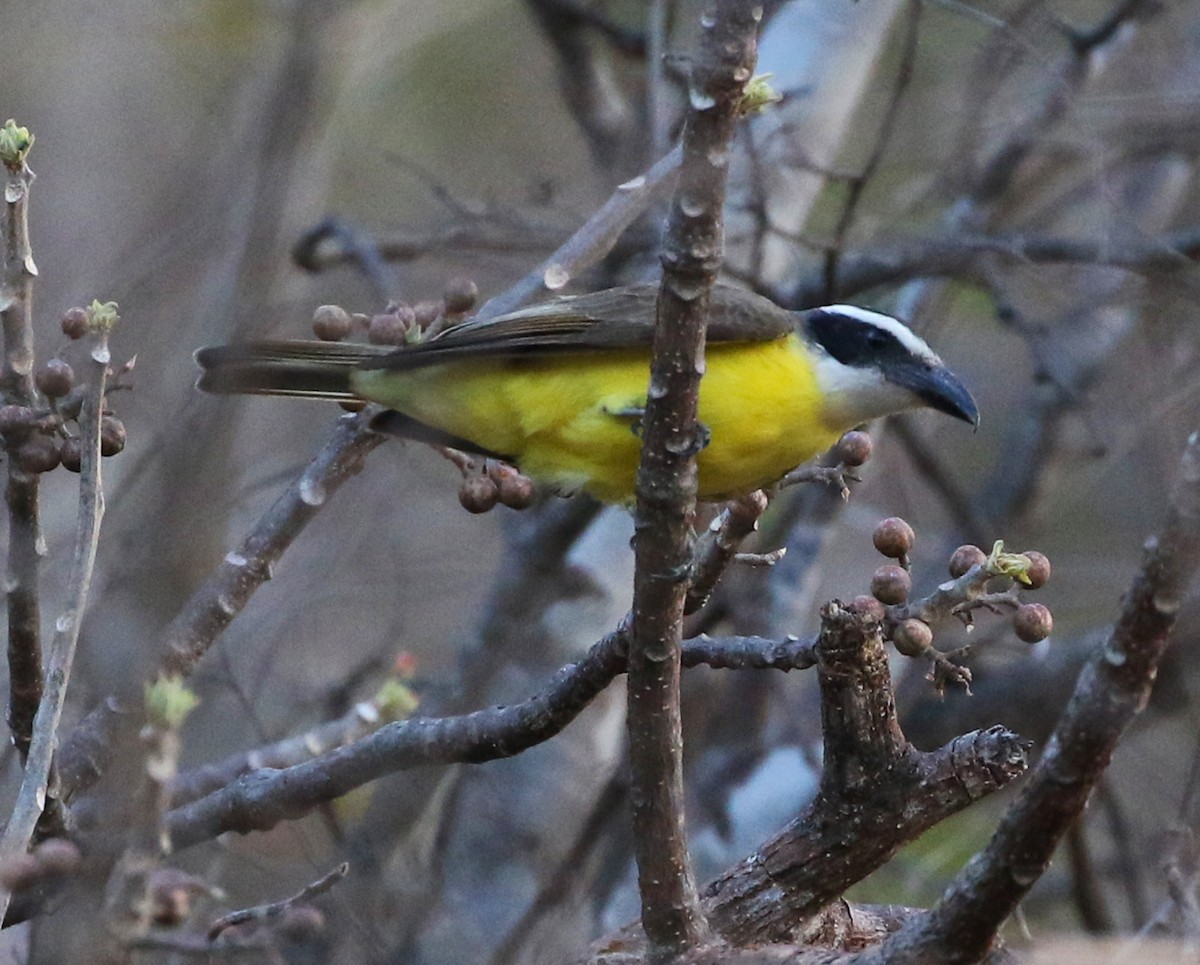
[629, 2, 759, 955]
[823, 0, 922, 301]
[783, 227, 1200, 308]
[0, 124, 42, 763]
[0, 307, 114, 924]
[525, 0, 645, 174]
[580, 606, 1028, 962]
[869, 428, 1200, 962]
[162, 628, 819, 851]
[206, 861, 348, 941]
[704, 604, 1029, 947]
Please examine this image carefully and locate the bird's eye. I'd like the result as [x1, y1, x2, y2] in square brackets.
[805, 309, 905, 367]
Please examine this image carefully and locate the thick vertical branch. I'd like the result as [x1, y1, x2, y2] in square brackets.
[0, 124, 42, 762]
[870, 429, 1200, 963]
[628, 2, 759, 957]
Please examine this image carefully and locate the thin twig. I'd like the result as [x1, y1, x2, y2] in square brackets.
[291, 214, 578, 277]
[0, 127, 43, 763]
[524, 0, 643, 173]
[1065, 821, 1114, 933]
[491, 770, 629, 965]
[291, 217, 395, 303]
[167, 683, 414, 809]
[781, 225, 1200, 308]
[1099, 778, 1150, 927]
[207, 862, 348, 940]
[647, 0, 672, 157]
[888, 415, 992, 545]
[456, 495, 603, 708]
[477, 145, 683, 319]
[685, 491, 769, 614]
[0, 311, 114, 924]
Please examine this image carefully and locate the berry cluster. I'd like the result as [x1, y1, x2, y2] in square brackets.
[457, 459, 536, 514]
[854, 516, 1054, 686]
[307, 279, 542, 514]
[0, 308, 129, 475]
[310, 276, 480, 348]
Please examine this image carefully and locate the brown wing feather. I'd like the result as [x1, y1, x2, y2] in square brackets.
[358, 282, 797, 372]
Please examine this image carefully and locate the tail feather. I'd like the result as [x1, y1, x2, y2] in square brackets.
[194, 340, 393, 400]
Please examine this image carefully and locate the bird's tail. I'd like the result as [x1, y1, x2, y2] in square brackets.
[194, 341, 394, 400]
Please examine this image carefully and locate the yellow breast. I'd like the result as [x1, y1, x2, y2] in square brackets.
[352, 334, 840, 503]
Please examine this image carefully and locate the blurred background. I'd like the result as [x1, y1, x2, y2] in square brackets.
[5, 0, 1200, 961]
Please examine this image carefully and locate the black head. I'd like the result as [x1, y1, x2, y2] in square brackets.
[802, 305, 979, 426]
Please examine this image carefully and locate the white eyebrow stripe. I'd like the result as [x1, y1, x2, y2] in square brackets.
[818, 304, 940, 362]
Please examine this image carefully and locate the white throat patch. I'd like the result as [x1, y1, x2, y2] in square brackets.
[808, 306, 942, 428]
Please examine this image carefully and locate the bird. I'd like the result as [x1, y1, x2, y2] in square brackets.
[195, 282, 979, 504]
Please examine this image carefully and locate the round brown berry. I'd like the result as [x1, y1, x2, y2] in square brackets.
[949, 544, 987, 578]
[1013, 603, 1053, 643]
[35, 359, 75, 399]
[484, 461, 535, 509]
[871, 564, 911, 605]
[835, 430, 873, 467]
[100, 417, 126, 457]
[0, 853, 40, 891]
[849, 594, 886, 623]
[60, 436, 82, 473]
[149, 881, 191, 927]
[872, 516, 915, 560]
[443, 277, 479, 314]
[0, 405, 36, 446]
[1022, 551, 1051, 590]
[312, 304, 352, 342]
[368, 312, 408, 346]
[458, 474, 499, 514]
[413, 300, 443, 328]
[498, 473, 535, 509]
[892, 618, 933, 657]
[15, 436, 60, 474]
[33, 839, 81, 877]
[485, 461, 516, 484]
[60, 307, 88, 340]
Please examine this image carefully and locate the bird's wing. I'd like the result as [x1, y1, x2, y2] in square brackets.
[358, 283, 797, 372]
